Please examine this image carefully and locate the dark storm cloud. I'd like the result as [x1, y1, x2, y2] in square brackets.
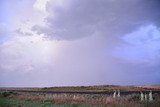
[1, 0, 160, 87]
[33, 0, 160, 40]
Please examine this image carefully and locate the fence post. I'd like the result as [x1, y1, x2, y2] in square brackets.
[117, 90, 120, 98]
[144, 93, 147, 101]
[149, 91, 153, 101]
[140, 92, 144, 101]
[113, 91, 116, 98]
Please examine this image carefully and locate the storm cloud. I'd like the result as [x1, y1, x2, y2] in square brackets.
[33, 0, 160, 40]
[0, 0, 160, 87]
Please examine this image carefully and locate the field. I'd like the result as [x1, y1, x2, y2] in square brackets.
[0, 85, 160, 107]
[0, 97, 93, 107]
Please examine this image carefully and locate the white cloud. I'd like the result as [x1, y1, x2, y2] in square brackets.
[0, 34, 60, 73]
[114, 24, 160, 64]
[3, 0, 49, 37]
[33, 0, 50, 14]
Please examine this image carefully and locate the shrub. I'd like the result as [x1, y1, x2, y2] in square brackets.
[0, 91, 18, 97]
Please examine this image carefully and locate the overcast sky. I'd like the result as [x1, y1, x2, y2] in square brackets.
[0, 0, 160, 87]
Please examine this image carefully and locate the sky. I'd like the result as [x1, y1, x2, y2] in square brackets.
[0, 0, 160, 87]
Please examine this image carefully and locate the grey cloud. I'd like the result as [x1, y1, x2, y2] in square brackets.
[1, 0, 160, 87]
[0, 33, 159, 86]
[15, 28, 33, 36]
[33, 0, 160, 40]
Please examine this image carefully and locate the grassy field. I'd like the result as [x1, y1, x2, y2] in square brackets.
[1, 85, 159, 92]
[1, 96, 159, 107]
[0, 97, 95, 107]
[41, 85, 137, 92]
[0, 91, 160, 107]
[0, 85, 160, 107]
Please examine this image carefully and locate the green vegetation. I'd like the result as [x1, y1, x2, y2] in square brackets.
[41, 85, 139, 92]
[0, 91, 18, 97]
[1, 97, 159, 107]
[0, 86, 160, 107]
[2, 85, 159, 92]
[0, 97, 94, 107]
[0, 97, 45, 107]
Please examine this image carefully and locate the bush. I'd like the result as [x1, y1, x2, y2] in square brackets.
[0, 91, 18, 97]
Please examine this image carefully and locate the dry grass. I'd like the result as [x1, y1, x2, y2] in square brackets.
[1, 91, 159, 107]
